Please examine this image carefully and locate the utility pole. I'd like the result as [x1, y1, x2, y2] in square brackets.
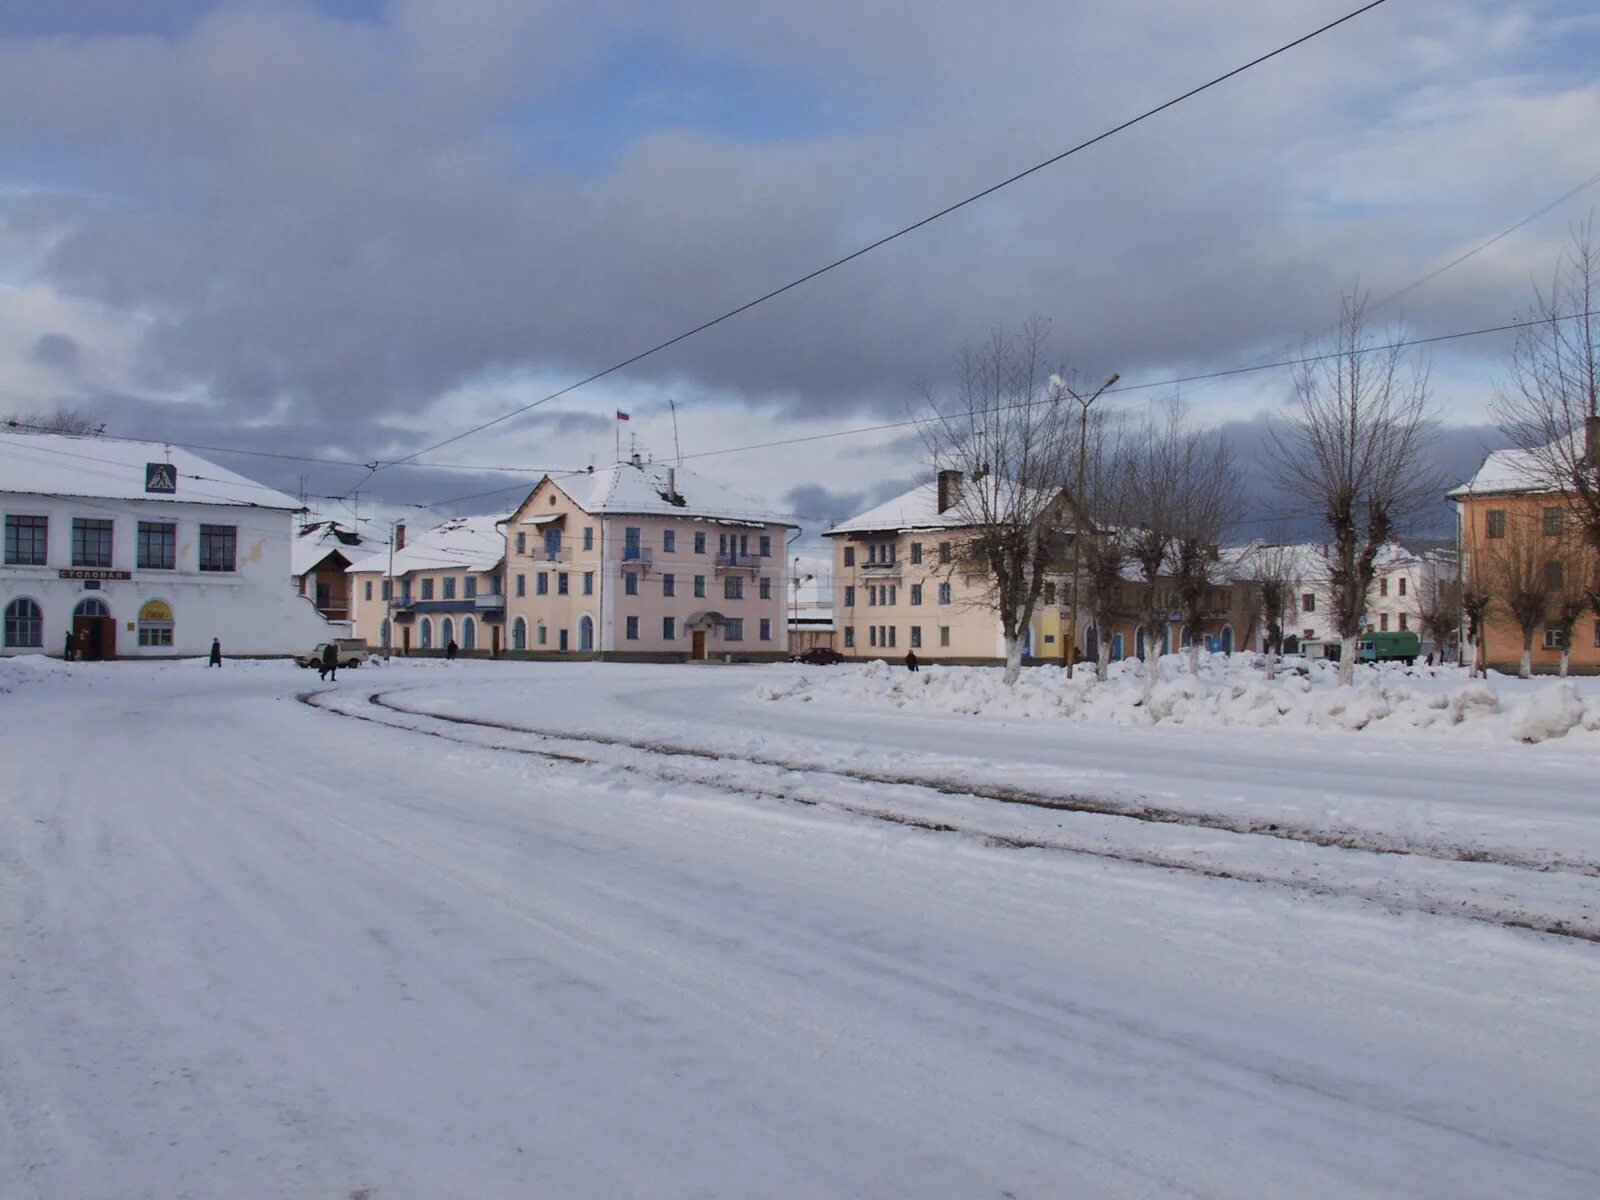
[1061, 372, 1119, 678]
[384, 519, 397, 661]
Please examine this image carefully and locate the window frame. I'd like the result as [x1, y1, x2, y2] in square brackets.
[137, 520, 176, 571]
[3, 597, 43, 648]
[5, 514, 48, 566]
[197, 524, 237, 573]
[72, 517, 114, 568]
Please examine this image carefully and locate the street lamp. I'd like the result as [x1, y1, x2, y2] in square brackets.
[1062, 372, 1119, 678]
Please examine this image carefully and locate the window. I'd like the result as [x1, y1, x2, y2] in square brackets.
[1399, 613, 1409, 631]
[382, 580, 393, 601]
[1379, 613, 1389, 632]
[910, 625, 922, 648]
[516, 532, 526, 555]
[420, 618, 433, 649]
[1378, 577, 1388, 597]
[4, 515, 47, 566]
[537, 624, 548, 646]
[1302, 593, 1316, 613]
[137, 522, 175, 570]
[198, 524, 236, 572]
[557, 572, 569, 595]
[583, 526, 594, 551]
[663, 530, 676, 554]
[844, 627, 855, 648]
[694, 575, 706, 598]
[624, 527, 642, 560]
[625, 572, 639, 595]
[869, 625, 877, 647]
[1544, 507, 1564, 537]
[939, 626, 950, 648]
[364, 580, 373, 601]
[844, 586, 855, 607]
[759, 535, 771, 557]
[868, 585, 877, 607]
[516, 573, 526, 597]
[3, 597, 42, 648]
[759, 577, 771, 600]
[760, 618, 772, 641]
[1544, 623, 1568, 650]
[465, 576, 477, 599]
[694, 531, 706, 554]
[442, 577, 456, 600]
[843, 546, 855, 567]
[663, 573, 676, 597]
[938, 542, 952, 564]
[1486, 509, 1507, 539]
[910, 542, 923, 564]
[1043, 582, 1056, 606]
[1398, 577, 1407, 597]
[1544, 561, 1564, 588]
[910, 583, 922, 606]
[421, 578, 435, 600]
[938, 582, 951, 605]
[724, 576, 743, 600]
[137, 599, 174, 647]
[72, 518, 113, 568]
[725, 618, 745, 642]
[462, 617, 476, 651]
[401, 582, 412, 605]
[536, 572, 549, 595]
[584, 571, 594, 595]
[888, 625, 896, 648]
[512, 618, 527, 650]
[1594, 620, 1600, 650]
[543, 529, 561, 559]
[887, 585, 897, 605]
[491, 575, 501, 595]
[626, 615, 639, 640]
[663, 616, 676, 640]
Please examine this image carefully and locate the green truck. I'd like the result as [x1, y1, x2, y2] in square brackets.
[1358, 630, 1421, 663]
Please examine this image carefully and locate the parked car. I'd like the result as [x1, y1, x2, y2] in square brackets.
[791, 647, 844, 665]
[295, 638, 373, 669]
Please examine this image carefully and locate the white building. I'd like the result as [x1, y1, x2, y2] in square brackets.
[1, 430, 344, 659]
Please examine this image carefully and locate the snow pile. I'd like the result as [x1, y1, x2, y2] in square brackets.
[757, 653, 1600, 743]
[0, 654, 71, 694]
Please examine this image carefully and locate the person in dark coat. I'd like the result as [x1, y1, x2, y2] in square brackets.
[445, 639, 458, 660]
[905, 649, 919, 672]
[319, 641, 338, 681]
[64, 631, 75, 662]
[209, 638, 223, 667]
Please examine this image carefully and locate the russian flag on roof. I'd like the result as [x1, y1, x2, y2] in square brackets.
[615, 410, 630, 421]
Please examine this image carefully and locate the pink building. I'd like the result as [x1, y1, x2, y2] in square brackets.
[502, 458, 797, 660]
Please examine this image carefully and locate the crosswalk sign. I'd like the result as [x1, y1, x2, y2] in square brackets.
[145, 462, 178, 494]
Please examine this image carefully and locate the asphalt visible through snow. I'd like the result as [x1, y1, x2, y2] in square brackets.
[3, 661, 1598, 1199]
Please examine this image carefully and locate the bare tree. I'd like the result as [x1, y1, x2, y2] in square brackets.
[1414, 561, 1461, 666]
[1543, 522, 1595, 677]
[3, 406, 101, 435]
[1245, 543, 1302, 680]
[1490, 511, 1559, 679]
[1460, 550, 1493, 679]
[1169, 420, 1244, 675]
[918, 321, 1074, 685]
[1123, 404, 1187, 700]
[1075, 420, 1134, 682]
[1493, 218, 1600, 551]
[1270, 295, 1439, 685]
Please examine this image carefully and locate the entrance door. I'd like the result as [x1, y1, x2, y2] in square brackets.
[559, 628, 569, 652]
[691, 630, 707, 660]
[74, 616, 116, 661]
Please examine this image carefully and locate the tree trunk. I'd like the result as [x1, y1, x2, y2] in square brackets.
[1338, 634, 1357, 686]
[1143, 633, 1159, 701]
[1002, 635, 1023, 686]
[1096, 639, 1111, 682]
[1265, 649, 1277, 681]
[1187, 638, 1200, 676]
[1520, 631, 1533, 679]
[1560, 647, 1571, 677]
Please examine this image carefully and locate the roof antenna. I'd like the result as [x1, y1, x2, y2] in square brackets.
[669, 398, 683, 468]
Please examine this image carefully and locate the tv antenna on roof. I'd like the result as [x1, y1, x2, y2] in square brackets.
[669, 398, 683, 468]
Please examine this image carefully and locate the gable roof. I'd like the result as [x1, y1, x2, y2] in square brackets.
[0, 430, 300, 510]
[531, 460, 795, 526]
[291, 520, 365, 576]
[1446, 434, 1582, 499]
[825, 478, 1074, 537]
[345, 514, 507, 575]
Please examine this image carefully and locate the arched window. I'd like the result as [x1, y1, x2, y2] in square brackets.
[441, 617, 454, 648]
[420, 618, 433, 649]
[137, 599, 174, 648]
[511, 617, 527, 651]
[1220, 624, 1235, 655]
[74, 597, 111, 619]
[462, 617, 476, 651]
[578, 614, 594, 653]
[4, 598, 43, 648]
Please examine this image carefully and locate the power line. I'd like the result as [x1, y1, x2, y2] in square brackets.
[365, 0, 1394, 478]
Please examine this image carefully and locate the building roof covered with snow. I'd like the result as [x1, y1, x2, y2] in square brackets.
[825, 473, 1072, 537]
[291, 520, 366, 577]
[534, 459, 797, 527]
[1446, 434, 1581, 500]
[345, 515, 507, 576]
[0, 430, 301, 510]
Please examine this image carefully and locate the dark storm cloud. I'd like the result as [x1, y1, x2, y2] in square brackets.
[30, 332, 79, 368]
[2, 0, 1596, 462]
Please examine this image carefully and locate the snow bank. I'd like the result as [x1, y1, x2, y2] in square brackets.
[757, 653, 1600, 744]
[0, 654, 71, 694]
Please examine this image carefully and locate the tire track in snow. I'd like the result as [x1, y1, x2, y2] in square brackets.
[298, 688, 1600, 945]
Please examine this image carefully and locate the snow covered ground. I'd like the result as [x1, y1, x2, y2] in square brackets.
[3, 656, 1599, 1198]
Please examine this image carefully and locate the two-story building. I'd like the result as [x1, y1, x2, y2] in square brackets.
[291, 519, 365, 622]
[345, 516, 507, 655]
[2, 429, 340, 658]
[501, 457, 796, 660]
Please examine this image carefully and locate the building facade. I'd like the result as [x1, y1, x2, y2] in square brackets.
[292, 520, 365, 622]
[345, 516, 507, 655]
[501, 459, 795, 660]
[2, 430, 341, 658]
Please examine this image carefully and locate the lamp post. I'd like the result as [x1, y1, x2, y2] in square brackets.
[1062, 372, 1119, 678]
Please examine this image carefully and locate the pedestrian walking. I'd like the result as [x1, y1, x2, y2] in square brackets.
[905, 649, 919, 673]
[209, 638, 223, 667]
[63, 631, 75, 662]
[320, 641, 338, 681]
[445, 639, 458, 661]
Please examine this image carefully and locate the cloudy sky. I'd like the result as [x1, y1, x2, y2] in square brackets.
[2, 0, 1598, 547]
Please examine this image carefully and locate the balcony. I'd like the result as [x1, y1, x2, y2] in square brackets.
[859, 559, 901, 578]
[621, 546, 653, 569]
[533, 546, 572, 564]
[714, 551, 764, 574]
[473, 593, 506, 611]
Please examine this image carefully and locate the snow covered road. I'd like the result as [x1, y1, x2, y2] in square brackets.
[3, 660, 1599, 1198]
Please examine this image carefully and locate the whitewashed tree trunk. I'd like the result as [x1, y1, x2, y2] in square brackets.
[1143, 635, 1159, 701]
[1560, 647, 1571, 677]
[1096, 640, 1111, 682]
[1520, 637, 1533, 679]
[1338, 634, 1357, 686]
[1002, 636, 1023, 686]
[1187, 638, 1200, 676]
[1265, 649, 1278, 681]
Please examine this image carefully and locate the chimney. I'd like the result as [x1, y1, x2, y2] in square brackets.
[631, 451, 643, 468]
[394, 522, 406, 551]
[937, 469, 964, 514]
[666, 466, 683, 505]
